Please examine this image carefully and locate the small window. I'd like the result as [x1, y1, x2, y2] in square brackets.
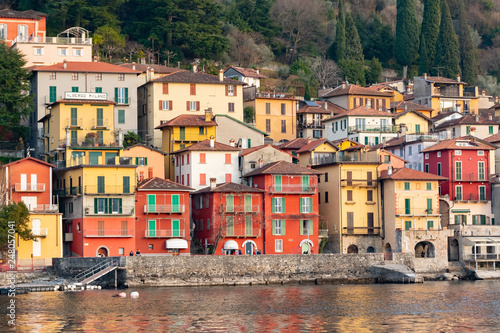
[455, 150, 462, 155]
[118, 110, 125, 124]
[148, 244, 153, 250]
[425, 153, 429, 159]
[199, 127, 204, 135]
[281, 103, 286, 115]
[96, 73, 102, 81]
[33, 47, 43, 55]
[404, 182, 410, 190]
[228, 102, 235, 112]
[478, 150, 484, 156]
[426, 182, 432, 190]
[58, 48, 68, 56]
[266, 103, 271, 114]
[72, 73, 79, 80]
[118, 73, 125, 81]
[437, 152, 441, 158]
[119, 248, 124, 255]
[227, 85, 235, 96]
[49, 72, 56, 80]
[275, 239, 283, 252]
[189, 101, 197, 111]
[73, 48, 82, 57]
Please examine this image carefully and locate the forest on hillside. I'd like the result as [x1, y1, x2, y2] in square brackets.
[4, 0, 500, 95]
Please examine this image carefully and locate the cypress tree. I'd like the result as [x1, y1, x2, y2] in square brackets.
[395, 0, 419, 78]
[458, 0, 476, 84]
[334, 0, 346, 62]
[344, 13, 364, 62]
[420, 0, 441, 71]
[418, 32, 429, 75]
[434, 0, 460, 78]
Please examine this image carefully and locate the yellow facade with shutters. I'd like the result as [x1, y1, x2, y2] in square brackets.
[298, 141, 338, 166]
[394, 112, 431, 135]
[15, 213, 63, 260]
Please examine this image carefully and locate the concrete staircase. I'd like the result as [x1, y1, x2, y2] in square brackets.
[75, 258, 119, 285]
[370, 264, 424, 283]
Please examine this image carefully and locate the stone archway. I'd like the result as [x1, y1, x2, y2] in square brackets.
[384, 243, 392, 252]
[439, 198, 450, 228]
[415, 241, 435, 258]
[448, 238, 459, 261]
[347, 244, 358, 254]
[97, 246, 109, 257]
[367, 246, 375, 253]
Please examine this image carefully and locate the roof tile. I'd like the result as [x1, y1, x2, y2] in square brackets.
[192, 182, 265, 194]
[173, 139, 240, 153]
[243, 160, 322, 177]
[31, 61, 141, 74]
[137, 177, 193, 191]
[379, 167, 448, 180]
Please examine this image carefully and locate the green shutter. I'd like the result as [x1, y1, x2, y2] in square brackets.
[274, 175, 282, 191]
[97, 108, 103, 126]
[227, 195, 234, 212]
[299, 198, 303, 213]
[416, 124, 420, 133]
[272, 219, 276, 235]
[105, 198, 109, 214]
[148, 220, 156, 237]
[72, 86, 78, 92]
[148, 194, 156, 213]
[405, 198, 410, 214]
[365, 137, 368, 145]
[245, 195, 251, 212]
[455, 215, 460, 224]
[302, 175, 309, 192]
[272, 198, 276, 213]
[375, 137, 379, 145]
[427, 220, 434, 229]
[247, 139, 251, 148]
[283, 198, 286, 212]
[282, 220, 286, 235]
[405, 221, 411, 230]
[49, 86, 57, 103]
[125, 88, 129, 103]
[172, 194, 179, 213]
[123, 176, 130, 194]
[309, 220, 313, 235]
[94, 198, 97, 214]
[309, 197, 313, 212]
[119, 198, 122, 214]
[71, 108, 77, 126]
[427, 198, 432, 213]
[472, 215, 477, 225]
[490, 126, 494, 134]
[114, 87, 118, 102]
[145, 157, 148, 165]
[95, 87, 102, 93]
[300, 220, 304, 235]
[118, 109, 125, 124]
[98, 176, 105, 193]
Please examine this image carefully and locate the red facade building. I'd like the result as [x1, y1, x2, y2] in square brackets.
[192, 181, 265, 255]
[244, 160, 322, 254]
[136, 177, 193, 255]
[0, 9, 47, 44]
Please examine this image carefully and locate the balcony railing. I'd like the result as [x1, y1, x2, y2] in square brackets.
[463, 254, 500, 261]
[11, 36, 92, 46]
[348, 125, 399, 134]
[91, 118, 109, 130]
[311, 152, 380, 165]
[144, 229, 186, 238]
[396, 208, 439, 217]
[144, 204, 185, 214]
[224, 205, 261, 213]
[83, 185, 135, 194]
[454, 173, 488, 182]
[116, 97, 132, 105]
[454, 193, 490, 202]
[54, 186, 81, 196]
[84, 229, 134, 237]
[319, 229, 329, 238]
[30, 204, 59, 213]
[32, 228, 48, 237]
[341, 180, 378, 187]
[65, 118, 83, 129]
[342, 227, 381, 235]
[222, 227, 261, 238]
[15, 183, 45, 192]
[270, 184, 317, 194]
[84, 206, 135, 216]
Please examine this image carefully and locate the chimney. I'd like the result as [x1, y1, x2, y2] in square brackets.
[482, 90, 486, 96]
[204, 107, 212, 122]
[489, 113, 493, 121]
[475, 114, 479, 122]
[219, 69, 224, 82]
[148, 167, 153, 179]
[93, 56, 98, 62]
[66, 128, 70, 146]
[132, 62, 136, 71]
[256, 68, 260, 75]
[423, 73, 427, 80]
[229, 139, 235, 147]
[209, 135, 215, 148]
[118, 129, 123, 147]
[399, 123, 407, 137]
[341, 81, 346, 89]
[210, 177, 217, 189]
[63, 59, 67, 69]
[258, 158, 263, 168]
[457, 74, 461, 82]
[139, 171, 144, 182]
[192, 63, 198, 73]
[307, 137, 312, 144]
[388, 166, 393, 176]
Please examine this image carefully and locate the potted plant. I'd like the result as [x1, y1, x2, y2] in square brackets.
[84, 132, 99, 146]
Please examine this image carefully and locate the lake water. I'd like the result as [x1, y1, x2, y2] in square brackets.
[2, 280, 500, 332]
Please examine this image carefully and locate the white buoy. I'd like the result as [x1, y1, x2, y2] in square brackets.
[130, 291, 139, 299]
[97, 286, 101, 290]
[119, 292, 127, 298]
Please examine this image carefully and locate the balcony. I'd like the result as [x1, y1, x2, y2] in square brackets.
[463, 254, 500, 261]
[84, 205, 135, 216]
[91, 118, 109, 130]
[64, 233, 73, 242]
[298, 121, 323, 128]
[65, 118, 83, 129]
[116, 97, 132, 105]
[144, 204, 185, 214]
[30, 204, 59, 213]
[15, 183, 45, 192]
[454, 193, 490, 202]
[454, 173, 488, 182]
[11, 35, 92, 47]
[396, 208, 440, 217]
[54, 186, 81, 196]
[348, 125, 399, 134]
[32, 228, 48, 237]
[433, 86, 460, 97]
[84, 229, 134, 237]
[83, 185, 135, 194]
[144, 229, 186, 238]
[224, 205, 261, 213]
[342, 227, 381, 235]
[340, 179, 378, 187]
[222, 227, 261, 238]
[270, 184, 317, 194]
[319, 229, 329, 238]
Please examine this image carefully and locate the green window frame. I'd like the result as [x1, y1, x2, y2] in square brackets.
[171, 194, 180, 213]
[405, 220, 412, 230]
[427, 220, 434, 230]
[415, 124, 420, 133]
[148, 194, 156, 212]
[274, 175, 282, 192]
[72, 86, 79, 92]
[71, 108, 77, 126]
[364, 137, 368, 145]
[404, 182, 410, 190]
[426, 182, 432, 190]
[245, 216, 252, 236]
[489, 126, 494, 134]
[123, 176, 130, 194]
[49, 86, 57, 103]
[97, 131, 103, 144]
[148, 220, 156, 237]
[299, 197, 313, 213]
[226, 216, 234, 236]
[226, 194, 234, 212]
[272, 219, 285, 236]
[466, 126, 470, 134]
[478, 162, 485, 181]
[97, 108, 103, 126]
[455, 161, 462, 180]
[70, 130, 78, 145]
[426, 198, 432, 214]
[302, 175, 309, 192]
[95, 87, 102, 93]
[198, 126, 204, 135]
[97, 176, 105, 193]
[405, 198, 411, 215]
[300, 219, 313, 235]
[479, 186, 486, 201]
[272, 197, 285, 213]
[455, 186, 462, 201]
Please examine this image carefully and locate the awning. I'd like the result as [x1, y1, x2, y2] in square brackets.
[223, 240, 239, 250]
[451, 209, 470, 213]
[166, 239, 188, 249]
[463, 237, 500, 246]
[299, 239, 314, 247]
[242, 240, 257, 248]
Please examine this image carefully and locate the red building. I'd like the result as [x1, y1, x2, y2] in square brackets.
[422, 136, 496, 225]
[243, 160, 322, 254]
[191, 181, 265, 255]
[136, 177, 193, 255]
[0, 9, 47, 44]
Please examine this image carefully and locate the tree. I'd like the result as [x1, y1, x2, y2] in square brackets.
[0, 44, 31, 141]
[0, 202, 32, 249]
[123, 131, 141, 148]
[476, 75, 500, 96]
[458, 0, 477, 84]
[395, 0, 419, 78]
[333, 0, 346, 62]
[344, 13, 364, 62]
[226, 27, 273, 67]
[310, 57, 342, 89]
[365, 57, 382, 84]
[94, 25, 126, 61]
[419, 0, 441, 72]
[418, 32, 429, 75]
[434, 0, 460, 78]
[244, 106, 255, 123]
[339, 59, 366, 86]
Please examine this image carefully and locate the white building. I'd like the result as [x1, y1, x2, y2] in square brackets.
[171, 138, 240, 190]
[214, 114, 267, 149]
[224, 67, 267, 88]
[433, 114, 499, 140]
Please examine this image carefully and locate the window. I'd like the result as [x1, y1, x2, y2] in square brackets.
[455, 150, 462, 155]
[472, 215, 487, 225]
[95, 87, 102, 93]
[266, 119, 271, 132]
[207, 219, 210, 230]
[437, 163, 441, 176]
[426, 182, 432, 190]
[205, 195, 209, 209]
[454, 215, 467, 225]
[199, 153, 206, 164]
[347, 190, 353, 201]
[110, 198, 122, 214]
[123, 176, 130, 194]
[404, 182, 410, 190]
[275, 239, 283, 253]
[300, 197, 313, 213]
[427, 198, 432, 214]
[478, 150, 484, 156]
[227, 85, 235, 96]
[418, 145, 422, 153]
[225, 154, 231, 164]
[115, 87, 128, 104]
[226, 195, 234, 212]
[199, 173, 206, 185]
[118, 110, 125, 124]
[405, 221, 412, 230]
[33, 47, 43, 55]
[49, 72, 56, 80]
[72, 87, 79, 92]
[325, 173, 329, 182]
[226, 216, 234, 236]
[266, 103, 271, 114]
[427, 220, 434, 230]
[58, 48, 68, 56]
[73, 48, 82, 56]
[479, 186, 486, 201]
[119, 248, 124, 255]
[96, 73, 102, 81]
[408, 146, 412, 155]
[160, 100, 172, 110]
[425, 164, 429, 173]
[325, 191, 329, 203]
[228, 103, 235, 112]
[455, 185, 462, 201]
[281, 103, 286, 115]
[455, 161, 462, 180]
[466, 126, 470, 135]
[274, 175, 282, 191]
[49, 86, 57, 103]
[96, 198, 106, 214]
[190, 84, 196, 95]
[405, 198, 411, 214]
[489, 126, 494, 135]
[71, 131, 77, 145]
[273, 219, 285, 235]
[72, 72, 78, 80]
[0, 24, 5, 40]
[96, 108, 103, 127]
[225, 173, 232, 183]
[301, 220, 313, 235]
[118, 73, 125, 81]
[272, 197, 285, 213]
[415, 124, 420, 133]
[97, 131, 103, 144]
[200, 219, 203, 231]
[135, 157, 147, 166]
[367, 190, 373, 202]
[281, 120, 286, 133]
[478, 161, 485, 180]
[188, 101, 199, 111]
[71, 108, 78, 126]
[425, 153, 429, 159]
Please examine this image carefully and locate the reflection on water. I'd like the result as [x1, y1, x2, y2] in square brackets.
[1, 280, 500, 332]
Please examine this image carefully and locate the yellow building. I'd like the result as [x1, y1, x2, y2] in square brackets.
[391, 101, 434, 119]
[330, 138, 364, 151]
[244, 96, 299, 143]
[296, 138, 338, 166]
[393, 109, 433, 135]
[138, 69, 245, 148]
[16, 213, 63, 261]
[413, 75, 479, 117]
[320, 84, 393, 112]
[379, 167, 453, 271]
[312, 150, 382, 254]
[156, 113, 217, 180]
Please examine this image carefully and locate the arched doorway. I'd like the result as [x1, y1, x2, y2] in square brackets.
[415, 241, 435, 258]
[97, 247, 109, 257]
[302, 243, 310, 254]
[448, 238, 459, 261]
[347, 244, 358, 254]
[242, 240, 257, 255]
[384, 243, 392, 252]
[367, 246, 375, 253]
[439, 199, 450, 228]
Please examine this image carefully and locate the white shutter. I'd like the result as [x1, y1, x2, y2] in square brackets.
[31, 174, 37, 191]
[21, 174, 27, 191]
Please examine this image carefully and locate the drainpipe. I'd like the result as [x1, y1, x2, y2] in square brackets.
[339, 164, 343, 253]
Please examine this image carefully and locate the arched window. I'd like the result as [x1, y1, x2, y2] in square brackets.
[415, 241, 435, 258]
[347, 244, 358, 254]
[367, 246, 375, 253]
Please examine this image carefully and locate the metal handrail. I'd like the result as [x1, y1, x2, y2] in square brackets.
[75, 258, 119, 281]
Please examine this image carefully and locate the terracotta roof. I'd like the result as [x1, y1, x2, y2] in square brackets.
[417, 76, 464, 84]
[297, 105, 331, 114]
[225, 67, 267, 79]
[484, 133, 500, 143]
[316, 101, 346, 114]
[240, 144, 274, 156]
[0, 9, 46, 19]
[403, 93, 414, 101]
[431, 111, 461, 122]
[379, 168, 448, 181]
[172, 139, 240, 154]
[243, 160, 322, 177]
[391, 101, 433, 112]
[151, 70, 245, 85]
[393, 109, 433, 122]
[214, 114, 268, 136]
[155, 115, 217, 129]
[296, 139, 337, 154]
[118, 63, 180, 74]
[31, 62, 141, 74]
[323, 106, 394, 121]
[275, 138, 309, 150]
[192, 182, 265, 194]
[137, 177, 193, 191]
[3, 157, 54, 168]
[50, 99, 116, 106]
[369, 136, 406, 150]
[123, 143, 166, 155]
[435, 114, 498, 129]
[321, 84, 393, 98]
[421, 136, 496, 152]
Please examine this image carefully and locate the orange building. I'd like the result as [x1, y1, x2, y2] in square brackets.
[122, 143, 166, 181]
[0, 9, 47, 45]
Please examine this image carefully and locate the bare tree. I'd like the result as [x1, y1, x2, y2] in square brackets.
[226, 27, 273, 67]
[124, 40, 141, 62]
[310, 57, 342, 89]
[163, 50, 177, 67]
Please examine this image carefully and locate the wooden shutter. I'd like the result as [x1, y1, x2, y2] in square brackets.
[282, 220, 286, 235]
[186, 101, 190, 111]
[272, 220, 276, 235]
[162, 83, 169, 94]
[272, 198, 276, 213]
[159, 100, 163, 110]
[225, 85, 228, 96]
[94, 198, 98, 214]
[121, 220, 127, 236]
[300, 220, 304, 235]
[234, 86, 237, 96]
[169, 100, 173, 110]
[114, 87, 118, 102]
[98, 220, 104, 236]
[190, 84, 196, 95]
[196, 101, 200, 111]
[382, 99, 386, 111]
